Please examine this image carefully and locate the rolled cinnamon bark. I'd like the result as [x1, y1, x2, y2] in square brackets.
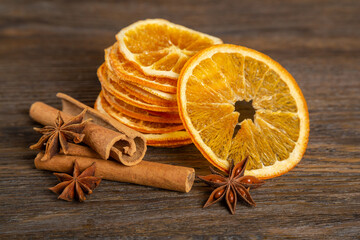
[57, 93, 147, 159]
[59, 143, 101, 159]
[57, 93, 141, 144]
[34, 152, 195, 193]
[29, 102, 146, 166]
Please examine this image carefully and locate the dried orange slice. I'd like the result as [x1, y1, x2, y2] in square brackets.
[102, 90, 182, 123]
[96, 93, 184, 134]
[130, 84, 177, 102]
[116, 19, 223, 79]
[144, 131, 192, 147]
[106, 44, 177, 93]
[112, 77, 177, 107]
[98, 64, 178, 112]
[178, 44, 309, 179]
[105, 59, 176, 107]
[145, 110, 180, 119]
[147, 139, 193, 148]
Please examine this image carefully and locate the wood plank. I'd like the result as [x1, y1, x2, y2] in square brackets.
[0, 0, 359, 238]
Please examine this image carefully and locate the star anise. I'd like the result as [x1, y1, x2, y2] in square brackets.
[49, 161, 101, 202]
[30, 110, 89, 161]
[197, 157, 265, 214]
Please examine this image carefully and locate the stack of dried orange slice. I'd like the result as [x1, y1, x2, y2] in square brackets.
[94, 19, 223, 147]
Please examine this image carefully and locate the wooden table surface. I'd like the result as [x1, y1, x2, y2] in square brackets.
[1, 0, 359, 238]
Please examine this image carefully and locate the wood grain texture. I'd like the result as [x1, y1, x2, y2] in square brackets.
[0, 0, 359, 238]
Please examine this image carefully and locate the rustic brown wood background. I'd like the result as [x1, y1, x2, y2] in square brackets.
[1, 0, 359, 238]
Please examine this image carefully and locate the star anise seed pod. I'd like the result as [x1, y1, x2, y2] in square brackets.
[49, 161, 101, 202]
[30, 110, 89, 161]
[197, 157, 265, 214]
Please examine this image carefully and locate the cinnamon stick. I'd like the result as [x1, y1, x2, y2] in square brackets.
[34, 152, 195, 193]
[60, 143, 101, 159]
[29, 102, 146, 166]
